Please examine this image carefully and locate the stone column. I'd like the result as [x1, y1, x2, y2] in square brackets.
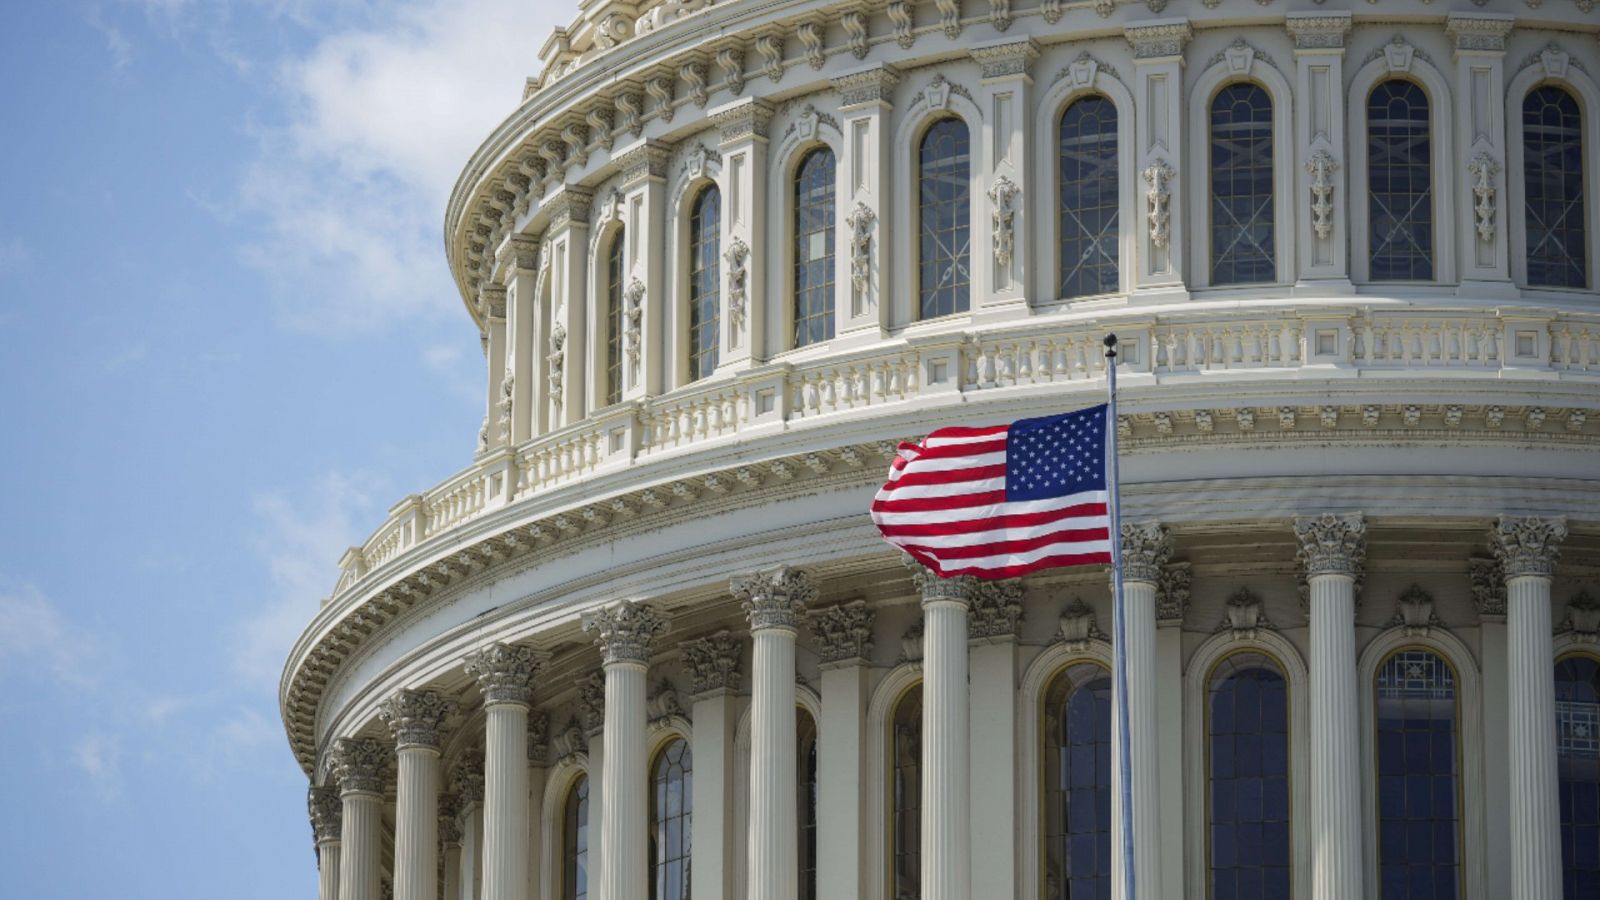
[906, 558, 977, 900]
[1124, 21, 1192, 298]
[968, 582, 1023, 900]
[1491, 516, 1568, 900]
[526, 714, 549, 900]
[812, 602, 874, 900]
[309, 785, 343, 900]
[831, 66, 897, 338]
[1294, 513, 1367, 900]
[330, 737, 390, 900]
[1115, 524, 1168, 900]
[440, 792, 464, 900]
[582, 601, 670, 900]
[734, 568, 815, 900]
[681, 631, 742, 900]
[465, 644, 550, 900]
[452, 756, 487, 900]
[379, 690, 458, 900]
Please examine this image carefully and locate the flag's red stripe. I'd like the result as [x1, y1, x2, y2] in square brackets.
[883, 464, 1009, 490]
[875, 502, 1108, 537]
[896, 527, 1110, 559]
[932, 551, 1115, 579]
[870, 490, 1009, 514]
[924, 424, 1010, 440]
[902, 439, 1008, 461]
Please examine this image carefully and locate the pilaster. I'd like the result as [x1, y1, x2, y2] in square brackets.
[479, 283, 510, 450]
[968, 580, 1020, 900]
[1156, 562, 1190, 900]
[542, 188, 592, 427]
[815, 604, 871, 900]
[1286, 13, 1353, 287]
[452, 756, 486, 900]
[969, 38, 1039, 318]
[1123, 20, 1191, 297]
[616, 140, 671, 398]
[1447, 14, 1517, 290]
[832, 66, 898, 339]
[683, 631, 741, 900]
[711, 98, 774, 369]
[525, 714, 549, 900]
[500, 235, 540, 444]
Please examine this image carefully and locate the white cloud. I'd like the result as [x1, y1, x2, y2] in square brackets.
[0, 581, 101, 689]
[85, 6, 136, 72]
[235, 0, 569, 333]
[72, 732, 124, 799]
[232, 473, 378, 683]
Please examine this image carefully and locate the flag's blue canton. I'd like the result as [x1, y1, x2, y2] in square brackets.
[1004, 405, 1109, 502]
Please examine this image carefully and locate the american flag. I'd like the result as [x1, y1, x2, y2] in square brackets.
[871, 404, 1114, 579]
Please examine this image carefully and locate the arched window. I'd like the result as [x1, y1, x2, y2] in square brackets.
[1367, 80, 1434, 281]
[1042, 661, 1113, 898]
[1059, 95, 1120, 298]
[1375, 648, 1460, 899]
[917, 119, 971, 319]
[562, 775, 590, 900]
[1524, 86, 1587, 288]
[1209, 83, 1276, 286]
[1208, 652, 1291, 900]
[649, 738, 693, 900]
[605, 229, 626, 405]
[1555, 653, 1600, 899]
[794, 148, 836, 348]
[890, 683, 923, 899]
[688, 186, 721, 381]
[799, 707, 820, 900]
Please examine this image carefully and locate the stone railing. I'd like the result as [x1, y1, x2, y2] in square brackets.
[329, 307, 1600, 604]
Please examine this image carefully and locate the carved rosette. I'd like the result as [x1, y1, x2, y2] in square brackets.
[449, 755, 485, 805]
[811, 600, 875, 664]
[583, 600, 670, 664]
[681, 630, 742, 694]
[527, 711, 550, 765]
[437, 792, 463, 846]
[308, 785, 342, 843]
[1489, 516, 1567, 578]
[1157, 561, 1192, 625]
[1120, 523, 1172, 584]
[329, 737, 390, 796]
[903, 554, 979, 605]
[1293, 513, 1367, 580]
[733, 566, 816, 632]
[969, 580, 1024, 639]
[377, 689, 459, 750]
[463, 643, 549, 707]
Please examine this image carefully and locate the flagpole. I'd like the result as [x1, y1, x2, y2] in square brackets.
[1104, 333, 1136, 900]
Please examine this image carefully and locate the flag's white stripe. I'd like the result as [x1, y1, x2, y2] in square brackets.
[885, 450, 1005, 475]
[869, 490, 1108, 525]
[879, 516, 1110, 548]
[874, 477, 1006, 501]
[923, 431, 1009, 448]
[884, 538, 1115, 570]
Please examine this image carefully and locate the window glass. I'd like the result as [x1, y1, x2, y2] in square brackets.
[799, 707, 819, 900]
[1059, 96, 1120, 298]
[1376, 649, 1460, 899]
[605, 230, 625, 405]
[892, 684, 923, 898]
[918, 119, 971, 319]
[649, 738, 693, 900]
[563, 775, 589, 900]
[1209, 84, 1276, 285]
[1556, 654, 1600, 899]
[794, 148, 836, 347]
[1367, 80, 1435, 281]
[1208, 653, 1291, 900]
[1524, 86, 1587, 288]
[688, 186, 721, 380]
[1042, 662, 1113, 900]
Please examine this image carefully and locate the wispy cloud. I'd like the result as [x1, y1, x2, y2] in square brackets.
[85, 6, 136, 72]
[72, 732, 125, 799]
[0, 580, 103, 689]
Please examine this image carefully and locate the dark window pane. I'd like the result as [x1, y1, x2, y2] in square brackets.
[918, 118, 971, 319]
[893, 685, 923, 900]
[688, 187, 721, 381]
[1557, 654, 1600, 899]
[605, 230, 626, 405]
[1209, 84, 1276, 285]
[1208, 653, 1291, 900]
[1059, 95, 1120, 298]
[1524, 86, 1588, 288]
[793, 148, 836, 347]
[1376, 649, 1460, 899]
[649, 739, 693, 900]
[1367, 80, 1435, 280]
[563, 775, 589, 900]
[1043, 663, 1113, 899]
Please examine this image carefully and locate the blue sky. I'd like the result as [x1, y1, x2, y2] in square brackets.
[0, 1, 565, 895]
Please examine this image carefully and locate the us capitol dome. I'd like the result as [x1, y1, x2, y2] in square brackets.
[282, 1, 1600, 899]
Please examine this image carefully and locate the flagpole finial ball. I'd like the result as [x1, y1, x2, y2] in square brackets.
[1104, 333, 1118, 357]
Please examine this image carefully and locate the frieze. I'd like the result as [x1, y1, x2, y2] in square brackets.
[714, 99, 775, 144]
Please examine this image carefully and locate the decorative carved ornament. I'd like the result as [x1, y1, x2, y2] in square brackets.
[329, 737, 390, 795]
[437, 791, 463, 845]
[680, 630, 741, 694]
[725, 237, 750, 331]
[463, 642, 549, 707]
[1157, 561, 1192, 625]
[624, 279, 645, 370]
[547, 322, 567, 409]
[1141, 159, 1175, 249]
[526, 711, 549, 764]
[1293, 513, 1366, 580]
[577, 671, 606, 734]
[886, 1, 914, 48]
[904, 553, 979, 604]
[377, 688, 459, 750]
[1119, 522, 1172, 584]
[1058, 597, 1105, 650]
[811, 600, 874, 664]
[1387, 584, 1443, 637]
[1562, 591, 1600, 643]
[308, 786, 342, 842]
[1467, 153, 1500, 244]
[551, 716, 588, 759]
[450, 754, 484, 804]
[582, 599, 670, 664]
[970, 579, 1024, 639]
[1219, 588, 1272, 640]
[1488, 515, 1566, 578]
[846, 203, 876, 294]
[733, 565, 816, 631]
[1305, 150, 1339, 240]
[988, 175, 1020, 276]
[646, 678, 684, 723]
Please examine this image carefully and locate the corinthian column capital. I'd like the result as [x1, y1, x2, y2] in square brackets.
[378, 689, 459, 750]
[1293, 513, 1367, 579]
[329, 737, 390, 796]
[463, 643, 549, 707]
[1119, 522, 1172, 584]
[308, 785, 343, 842]
[1490, 516, 1567, 579]
[582, 600, 670, 665]
[903, 554, 979, 606]
[733, 566, 816, 631]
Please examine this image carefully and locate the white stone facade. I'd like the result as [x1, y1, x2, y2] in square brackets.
[283, 1, 1600, 899]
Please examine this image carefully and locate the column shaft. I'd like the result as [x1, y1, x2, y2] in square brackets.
[1309, 572, 1363, 900]
[1508, 574, 1562, 899]
[921, 599, 970, 900]
[527, 762, 546, 900]
[600, 661, 648, 900]
[443, 845, 463, 900]
[394, 746, 441, 900]
[317, 840, 341, 900]
[1111, 579, 1162, 900]
[817, 664, 868, 900]
[338, 791, 384, 900]
[484, 703, 531, 900]
[749, 627, 799, 900]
